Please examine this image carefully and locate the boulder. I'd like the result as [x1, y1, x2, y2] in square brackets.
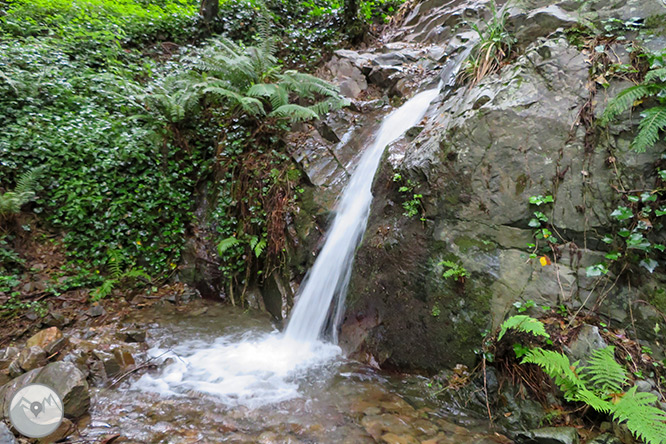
[0, 361, 90, 420]
[564, 324, 607, 365]
[508, 5, 579, 45]
[0, 348, 19, 371]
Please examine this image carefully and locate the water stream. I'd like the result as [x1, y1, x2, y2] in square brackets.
[132, 87, 442, 409]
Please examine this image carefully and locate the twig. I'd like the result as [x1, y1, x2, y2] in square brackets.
[109, 349, 173, 388]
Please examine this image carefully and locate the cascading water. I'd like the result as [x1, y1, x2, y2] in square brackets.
[133, 86, 441, 407]
[285, 87, 441, 343]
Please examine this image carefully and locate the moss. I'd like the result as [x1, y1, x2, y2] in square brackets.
[515, 173, 528, 196]
[647, 287, 666, 313]
[454, 235, 497, 254]
[645, 14, 666, 36]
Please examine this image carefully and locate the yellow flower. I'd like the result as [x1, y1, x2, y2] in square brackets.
[136, 240, 142, 246]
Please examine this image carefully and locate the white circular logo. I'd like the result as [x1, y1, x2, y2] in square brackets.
[8, 383, 64, 438]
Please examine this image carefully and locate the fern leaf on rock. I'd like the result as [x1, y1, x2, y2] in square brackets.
[582, 346, 628, 396]
[632, 106, 666, 153]
[600, 84, 653, 125]
[612, 387, 666, 444]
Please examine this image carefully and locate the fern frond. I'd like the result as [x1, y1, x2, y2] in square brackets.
[601, 84, 654, 125]
[0, 168, 42, 217]
[522, 348, 585, 398]
[217, 237, 241, 256]
[581, 346, 628, 396]
[0, 192, 23, 216]
[269, 104, 319, 122]
[645, 68, 666, 83]
[254, 239, 266, 257]
[107, 249, 124, 279]
[91, 279, 117, 302]
[577, 387, 613, 413]
[15, 168, 42, 196]
[612, 387, 666, 444]
[124, 268, 151, 282]
[498, 315, 550, 341]
[631, 106, 666, 153]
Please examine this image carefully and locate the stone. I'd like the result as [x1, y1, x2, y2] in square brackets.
[564, 324, 607, 365]
[0, 422, 16, 444]
[7, 360, 23, 379]
[94, 351, 122, 379]
[380, 433, 419, 444]
[112, 347, 135, 369]
[44, 337, 70, 356]
[27, 327, 63, 350]
[368, 66, 403, 89]
[508, 5, 578, 45]
[118, 329, 146, 343]
[18, 346, 47, 372]
[0, 347, 19, 370]
[86, 303, 106, 317]
[515, 427, 580, 444]
[0, 361, 90, 420]
[38, 418, 75, 444]
[587, 433, 622, 444]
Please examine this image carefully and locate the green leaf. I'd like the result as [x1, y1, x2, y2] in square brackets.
[586, 263, 609, 277]
[498, 315, 550, 341]
[611, 206, 633, 221]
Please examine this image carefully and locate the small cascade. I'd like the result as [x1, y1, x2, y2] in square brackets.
[133, 86, 441, 407]
[285, 87, 441, 343]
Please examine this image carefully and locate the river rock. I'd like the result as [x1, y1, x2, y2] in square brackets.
[0, 348, 19, 370]
[0, 422, 16, 444]
[26, 327, 63, 350]
[0, 361, 89, 420]
[508, 5, 578, 45]
[38, 418, 75, 444]
[18, 346, 47, 372]
[118, 329, 146, 343]
[516, 427, 580, 444]
[587, 433, 622, 444]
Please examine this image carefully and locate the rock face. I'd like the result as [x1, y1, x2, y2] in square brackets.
[340, 0, 666, 371]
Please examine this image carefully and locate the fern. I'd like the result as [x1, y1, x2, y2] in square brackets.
[217, 237, 241, 256]
[632, 106, 666, 153]
[612, 387, 666, 444]
[582, 346, 628, 396]
[498, 314, 550, 341]
[522, 348, 586, 399]
[253, 239, 266, 257]
[91, 279, 117, 302]
[107, 249, 124, 279]
[269, 104, 319, 122]
[601, 50, 666, 152]
[0, 168, 42, 217]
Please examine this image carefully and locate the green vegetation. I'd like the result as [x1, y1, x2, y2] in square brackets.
[500, 315, 666, 444]
[393, 173, 424, 219]
[439, 260, 467, 282]
[462, 0, 516, 86]
[601, 49, 666, 152]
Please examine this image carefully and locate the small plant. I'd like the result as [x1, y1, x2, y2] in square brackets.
[91, 249, 151, 301]
[439, 260, 468, 282]
[393, 173, 424, 219]
[500, 315, 666, 444]
[462, 0, 516, 86]
[0, 168, 41, 220]
[601, 49, 666, 153]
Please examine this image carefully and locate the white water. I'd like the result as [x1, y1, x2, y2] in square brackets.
[133, 87, 440, 407]
[285, 87, 441, 342]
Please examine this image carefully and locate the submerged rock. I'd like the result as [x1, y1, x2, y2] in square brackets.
[516, 427, 580, 444]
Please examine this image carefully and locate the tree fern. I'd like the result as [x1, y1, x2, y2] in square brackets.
[632, 106, 666, 152]
[582, 346, 628, 396]
[612, 387, 666, 444]
[498, 314, 550, 341]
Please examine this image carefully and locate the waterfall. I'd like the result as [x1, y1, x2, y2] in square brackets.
[285, 87, 441, 343]
[133, 86, 441, 407]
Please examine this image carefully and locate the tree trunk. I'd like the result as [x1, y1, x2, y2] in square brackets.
[343, 0, 364, 43]
[200, 0, 219, 24]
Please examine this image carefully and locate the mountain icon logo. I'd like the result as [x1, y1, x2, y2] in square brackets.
[9, 383, 64, 438]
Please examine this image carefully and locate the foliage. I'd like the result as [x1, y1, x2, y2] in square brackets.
[462, 0, 516, 86]
[439, 260, 468, 282]
[501, 315, 666, 444]
[601, 49, 666, 153]
[0, 168, 42, 218]
[393, 173, 424, 219]
[90, 249, 151, 301]
[498, 314, 550, 341]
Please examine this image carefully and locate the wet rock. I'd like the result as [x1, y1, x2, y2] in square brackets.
[113, 347, 135, 369]
[508, 5, 578, 45]
[0, 422, 16, 444]
[564, 324, 607, 365]
[588, 433, 622, 444]
[44, 311, 68, 328]
[0, 361, 90, 419]
[380, 433, 419, 444]
[18, 346, 47, 371]
[27, 327, 63, 350]
[368, 66, 403, 89]
[87, 303, 106, 317]
[7, 360, 23, 379]
[327, 52, 369, 99]
[94, 351, 122, 379]
[38, 417, 75, 444]
[0, 347, 19, 370]
[118, 329, 146, 343]
[516, 427, 580, 444]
